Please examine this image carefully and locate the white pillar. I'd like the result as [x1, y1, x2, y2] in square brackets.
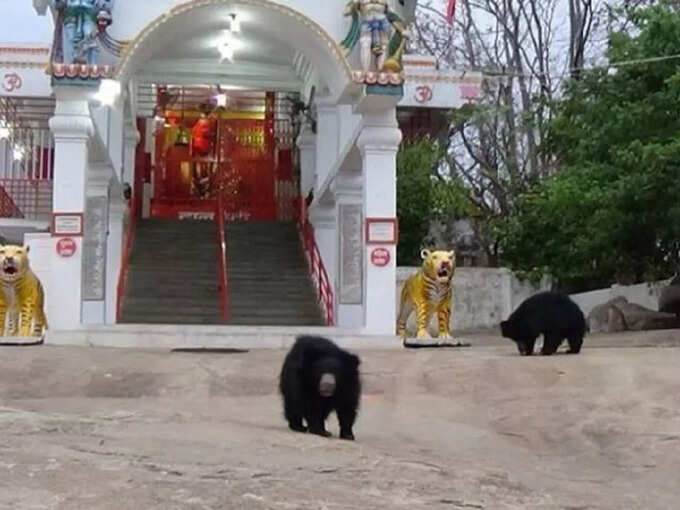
[356, 109, 402, 335]
[334, 169, 364, 328]
[81, 163, 111, 325]
[314, 100, 339, 191]
[106, 191, 126, 324]
[337, 104, 361, 152]
[297, 124, 316, 199]
[48, 87, 94, 330]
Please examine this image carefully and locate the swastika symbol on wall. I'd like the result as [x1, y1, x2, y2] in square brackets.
[2, 72, 22, 92]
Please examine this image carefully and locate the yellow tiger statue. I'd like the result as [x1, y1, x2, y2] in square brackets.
[0, 245, 48, 338]
[397, 249, 456, 340]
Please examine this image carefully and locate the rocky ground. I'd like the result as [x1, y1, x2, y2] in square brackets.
[0, 330, 679, 509]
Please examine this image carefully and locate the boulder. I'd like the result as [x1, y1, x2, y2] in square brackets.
[587, 296, 627, 333]
[587, 296, 680, 333]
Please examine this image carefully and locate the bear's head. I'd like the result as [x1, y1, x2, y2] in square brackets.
[421, 249, 456, 284]
[500, 319, 531, 356]
[312, 353, 360, 398]
[0, 245, 30, 283]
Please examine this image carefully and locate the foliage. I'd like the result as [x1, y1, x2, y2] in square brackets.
[396, 137, 472, 265]
[498, 5, 680, 291]
[396, 138, 441, 265]
[413, 0, 606, 264]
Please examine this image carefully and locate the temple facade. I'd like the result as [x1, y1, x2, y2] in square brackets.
[0, 0, 482, 340]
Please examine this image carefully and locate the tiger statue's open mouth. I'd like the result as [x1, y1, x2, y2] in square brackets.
[436, 263, 452, 283]
[2, 260, 18, 278]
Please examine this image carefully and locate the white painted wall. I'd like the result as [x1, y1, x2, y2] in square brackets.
[102, 0, 413, 46]
[570, 279, 672, 318]
[24, 232, 85, 331]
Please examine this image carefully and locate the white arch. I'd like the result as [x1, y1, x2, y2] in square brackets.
[115, 0, 353, 98]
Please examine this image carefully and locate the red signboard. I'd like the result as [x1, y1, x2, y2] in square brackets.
[370, 247, 391, 267]
[56, 237, 77, 257]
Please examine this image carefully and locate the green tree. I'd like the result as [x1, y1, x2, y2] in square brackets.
[499, 4, 680, 292]
[396, 138, 441, 265]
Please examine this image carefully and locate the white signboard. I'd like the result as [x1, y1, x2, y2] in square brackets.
[400, 79, 482, 109]
[53, 213, 83, 236]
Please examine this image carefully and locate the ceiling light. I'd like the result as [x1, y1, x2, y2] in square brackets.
[215, 93, 228, 107]
[0, 125, 9, 140]
[13, 145, 25, 161]
[94, 79, 122, 106]
[230, 14, 240, 33]
[218, 43, 234, 61]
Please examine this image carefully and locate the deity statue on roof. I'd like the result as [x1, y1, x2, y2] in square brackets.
[341, 0, 410, 74]
[48, 0, 114, 65]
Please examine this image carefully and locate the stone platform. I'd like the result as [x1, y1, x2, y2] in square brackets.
[45, 324, 402, 350]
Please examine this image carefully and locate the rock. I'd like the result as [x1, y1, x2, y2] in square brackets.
[620, 301, 680, 331]
[587, 296, 628, 333]
[588, 296, 680, 332]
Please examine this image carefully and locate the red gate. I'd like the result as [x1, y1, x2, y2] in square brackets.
[150, 91, 296, 221]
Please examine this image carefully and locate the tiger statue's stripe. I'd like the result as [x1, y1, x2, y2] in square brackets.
[397, 249, 455, 341]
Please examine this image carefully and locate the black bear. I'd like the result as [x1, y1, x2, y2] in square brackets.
[500, 291, 586, 356]
[279, 335, 361, 440]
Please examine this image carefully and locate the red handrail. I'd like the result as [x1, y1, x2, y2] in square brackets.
[297, 199, 335, 326]
[116, 202, 137, 322]
[216, 193, 230, 323]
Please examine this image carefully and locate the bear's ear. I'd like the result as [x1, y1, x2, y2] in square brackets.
[24, 245, 30, 254]
[349, 354, 360, 367]
[420, 249, 431, 260]
[448, 250, 455, 259]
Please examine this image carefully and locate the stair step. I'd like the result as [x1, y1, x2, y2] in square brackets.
[122, 217, 323, 326]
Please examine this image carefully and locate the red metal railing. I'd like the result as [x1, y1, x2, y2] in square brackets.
[0, 179, 53, 221]
[0, 126, 54, 221]
[115, 203, 137, 322]
[297, 198, 335, 326]
[215, 192, 229, 323]
[115, 119, 147, 322]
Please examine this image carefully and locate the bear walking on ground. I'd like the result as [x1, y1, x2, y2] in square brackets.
[500, 291, 586, 356]
[279, 335, 361, 440]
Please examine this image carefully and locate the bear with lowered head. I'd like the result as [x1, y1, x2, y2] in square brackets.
[501, 291, 586, 356]
[279, 335, 361, 440]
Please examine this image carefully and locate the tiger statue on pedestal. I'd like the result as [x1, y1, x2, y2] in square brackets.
[397, 249, 456, 341]
[0, 245, 48, 338]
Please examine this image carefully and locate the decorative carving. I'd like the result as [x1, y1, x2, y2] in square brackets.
[0, 245, 48, 338]
[339, 204, 363, 305]
[82, 195, 108, 301]
[341, 0, 410, 74]
[48, 1, 114, 65]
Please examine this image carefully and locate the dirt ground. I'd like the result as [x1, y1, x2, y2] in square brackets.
[0, 332, 679, 509]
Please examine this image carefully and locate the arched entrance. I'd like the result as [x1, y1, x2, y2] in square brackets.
[116, 0, 353, 222]
[115, 0, 346, 326]
[115, 0, 353, 98]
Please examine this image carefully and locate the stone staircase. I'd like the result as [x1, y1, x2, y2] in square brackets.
[119, 218, 223, 325]
[225, 221, 324, 326]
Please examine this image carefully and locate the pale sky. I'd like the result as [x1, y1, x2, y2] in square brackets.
[0, 0, 53, 45]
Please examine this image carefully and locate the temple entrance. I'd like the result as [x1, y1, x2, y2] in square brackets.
[149, 87, 299, 222]
[110, 0, 347, 327]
